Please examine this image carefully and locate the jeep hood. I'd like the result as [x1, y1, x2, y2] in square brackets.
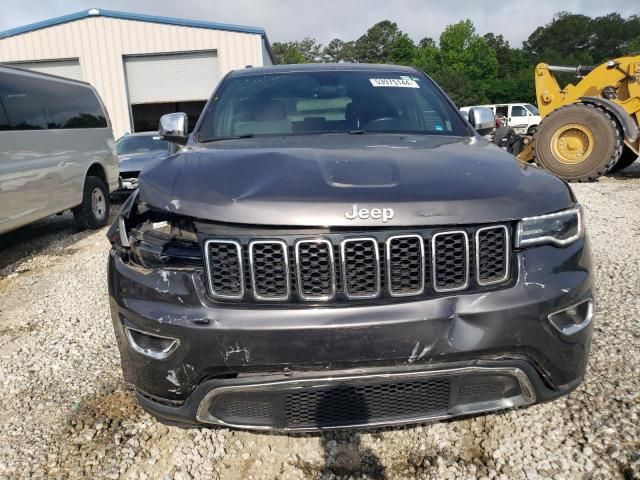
[138, 134, 574, 227]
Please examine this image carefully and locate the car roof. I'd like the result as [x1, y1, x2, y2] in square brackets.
[229, 63, 421, 77]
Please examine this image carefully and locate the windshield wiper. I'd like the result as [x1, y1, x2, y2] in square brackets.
[347, 130, 366, 135]
[199, 133, 254, 143]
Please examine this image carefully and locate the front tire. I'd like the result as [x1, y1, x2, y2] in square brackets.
[533, 104, 623, 181]
[73, 176, 110, 230]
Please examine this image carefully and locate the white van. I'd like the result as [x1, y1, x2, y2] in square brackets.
[0, 65, 118, 235]
[461, 103, 541, 135]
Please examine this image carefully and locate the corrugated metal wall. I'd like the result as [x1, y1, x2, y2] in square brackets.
[0, 16, 266, 137]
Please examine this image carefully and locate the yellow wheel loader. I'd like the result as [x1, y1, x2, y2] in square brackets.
[512, 55, 640, 181]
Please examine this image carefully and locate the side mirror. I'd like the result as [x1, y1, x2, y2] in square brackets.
[159, 112, 189, 146]
[468, 107, 495, 136]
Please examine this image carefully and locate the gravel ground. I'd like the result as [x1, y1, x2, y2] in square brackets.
[1, 165, 639, 480]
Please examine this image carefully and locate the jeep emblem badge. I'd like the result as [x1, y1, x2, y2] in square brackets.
[345, 204, 394, 223]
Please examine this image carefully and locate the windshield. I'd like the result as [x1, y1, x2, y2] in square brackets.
[116, 134, 168, 155]
[197, 70, 469, 141]
[525, 104, 539, 115]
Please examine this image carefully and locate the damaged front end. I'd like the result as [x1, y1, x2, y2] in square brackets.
[107, 192, 594, 431]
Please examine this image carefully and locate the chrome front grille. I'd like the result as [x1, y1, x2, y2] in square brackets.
[203, 225, 512, 303]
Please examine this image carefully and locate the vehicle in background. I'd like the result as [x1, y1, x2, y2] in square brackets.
[114, 131, 169, 195]
[507, 57, 640, 181]
[0, 65, 117, 234]
[460, 103, 541, 135]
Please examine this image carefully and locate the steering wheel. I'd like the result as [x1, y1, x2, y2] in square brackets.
[362, 117, 417, 131]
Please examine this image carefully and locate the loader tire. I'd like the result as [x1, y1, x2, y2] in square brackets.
[533, 103, 623, 182]
[608, 146, 638, 173]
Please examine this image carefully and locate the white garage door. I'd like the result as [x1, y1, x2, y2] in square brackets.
[124, 51, 221, 104]
[5, 59, 82, 81]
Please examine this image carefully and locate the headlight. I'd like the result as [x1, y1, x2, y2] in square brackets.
[516, 206, 583, 247]
[107, 191, 202, 268]
[129, 220, 201, 269]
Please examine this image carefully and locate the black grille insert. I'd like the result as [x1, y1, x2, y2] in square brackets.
[204, 240, 244, 298]
[341, 238, 380, 299]
[432, 231, 469, 291]
[284, 379, 450, 428]
[386, 235, 425, 296]
[476, 226, 509, 285]
[249, 241, 290, 300]
[295, 240, 336, 300]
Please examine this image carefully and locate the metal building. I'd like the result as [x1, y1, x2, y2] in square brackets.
[0, 8, 274, 137]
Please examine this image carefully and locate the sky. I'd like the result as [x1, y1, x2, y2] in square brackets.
[0, 0, 637, 48]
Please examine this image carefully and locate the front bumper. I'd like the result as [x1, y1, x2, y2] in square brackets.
[108, 239, 593, 430]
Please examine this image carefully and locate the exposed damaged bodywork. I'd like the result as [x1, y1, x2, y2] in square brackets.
[107, 63, 594, 431]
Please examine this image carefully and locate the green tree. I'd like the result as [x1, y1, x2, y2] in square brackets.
[272, 11, 638, 105]
[628, 36, 640, 54]
[418, 37, 436, 49]
[523, 12, 594, 65]
[271, 38, 322, 64]
[271, 42, 306, 64]
[354, 20, 402, 63]
[389, 34, 416, 65]
[430, 67, 482, 106]
[436, 20, 498, 103]
[323, 39, 357, 63]
[483, 33, 512, 77]
[296, 38, 323, 62]
[523, 11, 640, 64]
[411, 42, 439, 74]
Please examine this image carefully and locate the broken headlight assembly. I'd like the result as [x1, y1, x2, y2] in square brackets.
[515, 206, 583, 248]
[107, 191, 202, 269]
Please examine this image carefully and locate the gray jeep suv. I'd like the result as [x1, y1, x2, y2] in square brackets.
[107, 64, 593, 431]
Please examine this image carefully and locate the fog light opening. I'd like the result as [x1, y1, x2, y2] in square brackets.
[124, 326, 179, 360]
[548, 298, 593, 336]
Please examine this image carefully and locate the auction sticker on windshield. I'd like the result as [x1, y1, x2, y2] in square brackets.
[369, 77, 419, 88]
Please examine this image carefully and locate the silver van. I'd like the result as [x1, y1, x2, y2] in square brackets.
[0, 65, 117, 235]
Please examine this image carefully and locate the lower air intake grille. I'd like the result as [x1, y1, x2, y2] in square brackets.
[284, 379, 450, 428]
[225, 401, 273, 419]
[459, 383, 505, 402]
